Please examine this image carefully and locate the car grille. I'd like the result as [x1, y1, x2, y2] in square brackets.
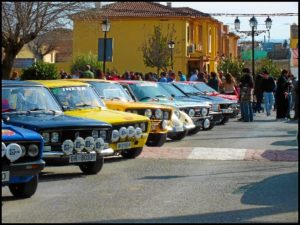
[180, 107, 202, 117]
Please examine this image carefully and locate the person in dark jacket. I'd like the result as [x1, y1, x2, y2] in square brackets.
[261, 70, 276, 116]
[207, 72, 219, 91]
[253, 73, 264, 113]
[275, 69, 290, 120]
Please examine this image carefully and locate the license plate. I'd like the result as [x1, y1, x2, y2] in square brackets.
[2, 171, 9, 182]
[69, 153, 96, 163]
[222, 109, 233, 113]
[117, 142, 131, 150]
[151, 122, 159, 130]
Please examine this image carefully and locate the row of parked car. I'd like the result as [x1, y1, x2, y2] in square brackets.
[2, 79, 239, 198]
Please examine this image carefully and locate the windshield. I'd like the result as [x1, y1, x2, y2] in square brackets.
[50, 86, 106, 110]
[158, 83, 187, 97]
[192, 82, 217, 93]
[2, 86, 62, 113]
[90, 82, 134, 102]
[128, 82, 172, 101]
[173, 83, 202, 95]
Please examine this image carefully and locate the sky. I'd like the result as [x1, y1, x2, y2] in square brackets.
[101, 1, 298, 42]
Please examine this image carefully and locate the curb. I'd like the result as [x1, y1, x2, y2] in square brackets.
[139, 147, 298, 162]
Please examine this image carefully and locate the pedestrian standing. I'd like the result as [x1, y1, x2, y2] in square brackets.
[293, 79, 298, 120]
[207, 72, 219, 92]
[238, 68, 254, 122]
[222, 72, 237, 95]
[81, 64, 94, 78]
[189, 69, 199, 81]
[260, 70, 275, 116]
[253, 73, 264, 113]
[197, 72, 207, 83]
[178, 71, 187, 81]
[275, 69, 289, 120]
[158, 71, 168, 82]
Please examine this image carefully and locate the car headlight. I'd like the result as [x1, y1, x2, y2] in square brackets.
[92, 130, 99, 139]
[84, 136, 95, 152]
[74, 137, 85, 152]
[99, 130, 107, 140]
[140, 123, 146, 132]
[188, 109, 195, 117]
[2, 142, 6, 157]
[144, 109, 152, 118]
[161, 120, 167, 129]
[135, 127, 142, 139]
[28, 144, 39, 157]
[20, 144, 26, 157]
[42, 132, 50, 143]
[62, 140, 74, 155]
[111, 130, 120, 142]
[128, 126, 135, 138]
[201, 108, 208, 116]
[6, 143, 22, 162]
[119, 127, 128, 139]
[95, 138, 105, 152]
[51, 132, 59, 143]
[155, 109, 163, 119]
[163, 111, 169, 120]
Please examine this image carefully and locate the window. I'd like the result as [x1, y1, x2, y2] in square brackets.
[208, 29, 212, 53]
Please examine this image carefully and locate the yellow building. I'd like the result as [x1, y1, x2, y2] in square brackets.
[71, 2, 239, 78]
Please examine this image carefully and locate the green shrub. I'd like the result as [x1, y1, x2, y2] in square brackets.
[21, 61, 58, 80]
[71, 52, 103, 74]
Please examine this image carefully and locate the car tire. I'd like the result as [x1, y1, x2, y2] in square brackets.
[167, 130, 188, 141]
[188, 126, 201, 135]
[203, 121, 216, 131]
[79, 156, 104, 175]
[146, 133, 167, 147]
[9, 175, 38, 198]
[121, 147, 143, 159]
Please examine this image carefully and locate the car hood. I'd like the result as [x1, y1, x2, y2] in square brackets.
[64, 108, 150, 124]
[190, 95, 234, 104]
[104, 100, 173, 111]
[2, 122, 43, 141]
[2, 113, 111, 131]
[141, 98, 210, 108]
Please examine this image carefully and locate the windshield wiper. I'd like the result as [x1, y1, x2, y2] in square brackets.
[27, 108, 46, 112]
[139, 96, 151, 101]
[76, 104, 92, 108]
[155, 95, 167, 98]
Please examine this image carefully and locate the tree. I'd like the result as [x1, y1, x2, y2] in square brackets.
[217, 57, 245, 82]
[21, 61, 58, 80]
[71, 52, 103, 74]
[1, 2, 90, 79]
[141, 25, 175, 75]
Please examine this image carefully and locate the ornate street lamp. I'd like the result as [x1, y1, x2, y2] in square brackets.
[234, 16, 272, 79]
[101, 17, 111, 75]
[168, 40, 175, 70]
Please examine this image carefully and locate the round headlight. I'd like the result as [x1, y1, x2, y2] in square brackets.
[28, 144, 39, 157]
[164, 111, 169, 120]
[201, 108, 208, 116]
[51, 132, 59, 143]
[2, 142, 7, 157]
[161, 120, 167, 129]
[95, 138, 105, 152]
[92, 130, 99, 139]
[111, 130, 120, 142]
[85, 136, 95, 152]
[74, 137, 85, 152]
[140, 123, 146, 132]
[188, 109, 195, 117]
[62, 140, 74, 155]
[135, 127, 142, 139]
[20, 145, 26, 157]
[145, 109, 152, 118]
[6, 143, 22, 162]
[42, 132, 50, 143]
[155, 109, 163, 119]
[128, 126, 135, 138]
[203, 118, 210, 129]
[99, 130, 107, 140]
[119, 127, 128, 139]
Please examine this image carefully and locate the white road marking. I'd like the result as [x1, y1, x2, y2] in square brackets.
[188, 147, 248, 160]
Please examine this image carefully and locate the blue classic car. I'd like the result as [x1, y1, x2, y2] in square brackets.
[2, 80, 113, 175]
[2, 122, 45, 198]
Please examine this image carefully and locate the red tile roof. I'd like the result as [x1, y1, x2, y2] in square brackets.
[70, 2, 213, 20]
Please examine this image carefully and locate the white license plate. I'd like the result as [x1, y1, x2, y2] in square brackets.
[69, 153, 96, 163]
[117, 142, 131, 150]
[151, 123, 159, 130]
[2, 171, 10, 182]
[222, 109, 233, 113]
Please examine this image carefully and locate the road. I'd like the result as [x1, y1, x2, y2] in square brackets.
[2, 113, 298, 223]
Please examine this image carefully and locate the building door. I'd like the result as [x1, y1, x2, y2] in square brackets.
[187, 60, 201, 79]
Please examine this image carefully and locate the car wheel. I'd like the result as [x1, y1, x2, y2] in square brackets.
[203, 121, 215, 131]
[9, 175, 38, 198]
[79, 156, 104, 175]
[188, 126, 201, 135]
[121, 147, 143, 159]
[146, 133, 167, 147]
[167, 130, 188, 141]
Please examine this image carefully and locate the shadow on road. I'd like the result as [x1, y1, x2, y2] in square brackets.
[82, 172, 298, 223]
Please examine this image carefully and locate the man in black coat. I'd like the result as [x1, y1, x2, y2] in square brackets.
[275, 69, 289, 120]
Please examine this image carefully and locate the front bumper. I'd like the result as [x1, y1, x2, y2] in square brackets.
[2, 159, 45, 186]
[149, 120, 169, 134]
[109, 133, 148, 152]
[43, 148, 114, 159]
[209, 112, 223, 123]
[191, 115, 211, 127]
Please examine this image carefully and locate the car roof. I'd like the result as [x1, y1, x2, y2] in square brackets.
[2, 80, 43, 87]
[30, 80, 90, 88]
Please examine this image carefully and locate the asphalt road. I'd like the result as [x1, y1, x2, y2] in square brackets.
[2, 112, 298, 223]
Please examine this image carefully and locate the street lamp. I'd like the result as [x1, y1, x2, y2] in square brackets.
[101, 17, 111, 75]
[168, 40, 175, 70]
[234, 16, 272, 79]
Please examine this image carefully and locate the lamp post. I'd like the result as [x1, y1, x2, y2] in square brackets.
[234, 16, 272, 79]
[101, 17, 111, 75]
[168, 40, 175, 70]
